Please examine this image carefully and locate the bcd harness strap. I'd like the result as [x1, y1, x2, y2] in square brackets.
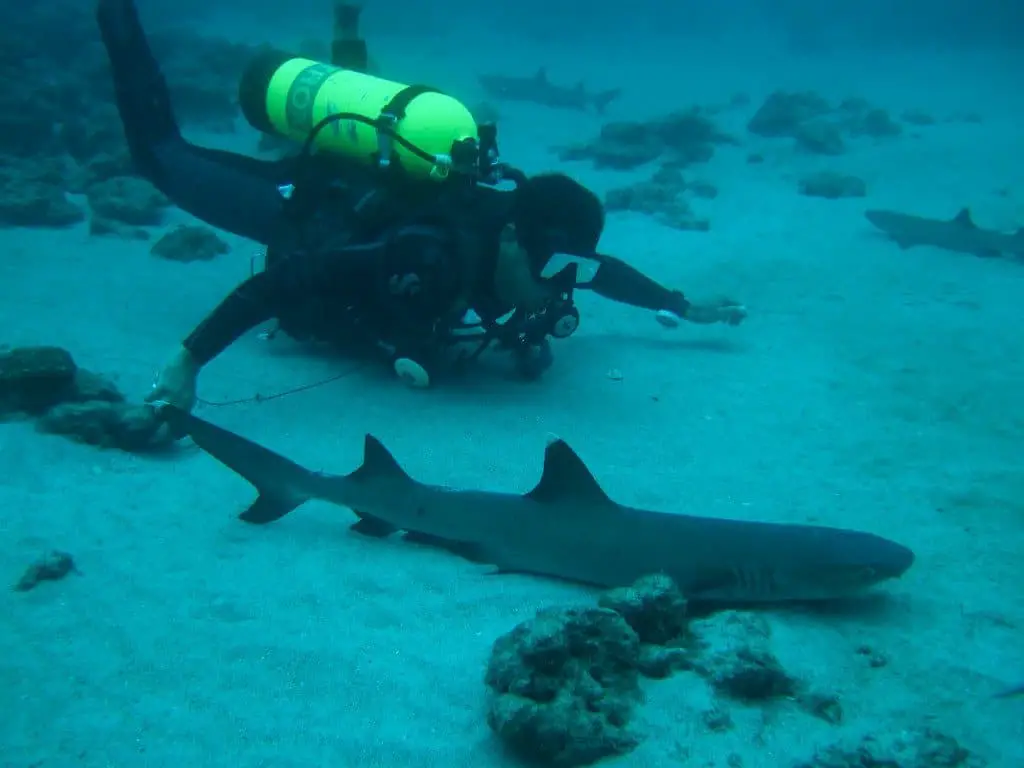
[375, 85, 441, 170]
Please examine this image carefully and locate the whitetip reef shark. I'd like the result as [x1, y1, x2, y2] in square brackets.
[865, 207, 1024, 260]
[163, 408, 915, 603]
[478, 68, 621, 114]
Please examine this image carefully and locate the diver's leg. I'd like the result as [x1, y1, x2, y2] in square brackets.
[331, 2, 369, 72]
[96, 0, 291, 245]
[95, 0, 178, 174]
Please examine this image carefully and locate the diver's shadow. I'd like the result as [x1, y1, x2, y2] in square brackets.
[581, 332, 746, 356]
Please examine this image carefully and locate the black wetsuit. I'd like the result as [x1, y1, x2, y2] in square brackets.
[96, 0, 689, 377]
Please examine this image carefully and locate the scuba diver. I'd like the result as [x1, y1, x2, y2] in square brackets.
[95, 0, 746, 415]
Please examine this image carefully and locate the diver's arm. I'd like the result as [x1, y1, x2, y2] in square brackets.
[579, 254, 747, 326]
[97, 0, 291, 245]
[181, 242, 384, 366]
[148, 239, 389, 415]
[579, 254, 691, 316]
[181, 272, 281, 367]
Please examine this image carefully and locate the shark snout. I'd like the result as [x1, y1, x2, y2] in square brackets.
[840, 531, 915, 584]
[864, 209, 897, 230]
[784, 529, 916, 599]
[888, 540, 916, 577]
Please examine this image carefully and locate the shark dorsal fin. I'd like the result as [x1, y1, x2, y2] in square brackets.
[535, 67, 548, 83]
[526, 438, 613, 507]
[351, 435, 411, 481]
[953, 208, 977, 228]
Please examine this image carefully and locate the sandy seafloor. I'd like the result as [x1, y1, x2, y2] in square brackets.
[1, 16, 1023, 768]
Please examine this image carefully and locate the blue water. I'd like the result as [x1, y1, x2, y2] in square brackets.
[1, 1, 1022, 766]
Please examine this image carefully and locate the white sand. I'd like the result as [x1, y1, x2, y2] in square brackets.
[2, 26, 1023, 768]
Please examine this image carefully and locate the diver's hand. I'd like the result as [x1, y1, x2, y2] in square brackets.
[685, 297, 747, 326]
[512, 339, 554, 381]
[658, 294, 747, 327]
[145, 346, 199, 413]
[144, 346, 200, 443]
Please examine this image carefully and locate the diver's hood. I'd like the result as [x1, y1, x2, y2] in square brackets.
[511, 172, 605, 274]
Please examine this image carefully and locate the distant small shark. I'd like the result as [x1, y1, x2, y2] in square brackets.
[478, 68, 621, 114]
[994, 682, 1024, 699]
[865, 207, 1024, 260]
[165, 408, 915, 603]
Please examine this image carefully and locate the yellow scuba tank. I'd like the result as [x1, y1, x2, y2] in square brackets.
[238, 49, 480, 182]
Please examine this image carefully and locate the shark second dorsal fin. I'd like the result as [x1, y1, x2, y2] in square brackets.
[526, 439, 613, 507]
[350, 435, 411, 482]
[954, 208, 977, 228]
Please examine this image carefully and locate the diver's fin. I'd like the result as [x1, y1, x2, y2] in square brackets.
[331, 38, 368, 72]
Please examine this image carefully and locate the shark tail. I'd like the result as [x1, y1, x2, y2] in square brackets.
[593, 88, 621, 115]
[163, 407, 314, 525]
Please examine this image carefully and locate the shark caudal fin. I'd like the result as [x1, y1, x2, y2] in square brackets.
[525, 437, 614, 507]
[346, 434, 416, 537]
[163, 407, 314, 524]
[592, 88, 621, 115]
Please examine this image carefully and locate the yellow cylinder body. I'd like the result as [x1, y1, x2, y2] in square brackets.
[241, 53, 478, 181]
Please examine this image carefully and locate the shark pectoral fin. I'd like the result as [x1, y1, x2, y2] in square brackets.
[973, 249, 1002, 259]
[953, 208, 977, 228]
[526, 439, 614, 507]
[893, 237, 915, 249]
[239, 494, 302, 525]
[349, 435, 413, 483]
[349, 514, 397, 537]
